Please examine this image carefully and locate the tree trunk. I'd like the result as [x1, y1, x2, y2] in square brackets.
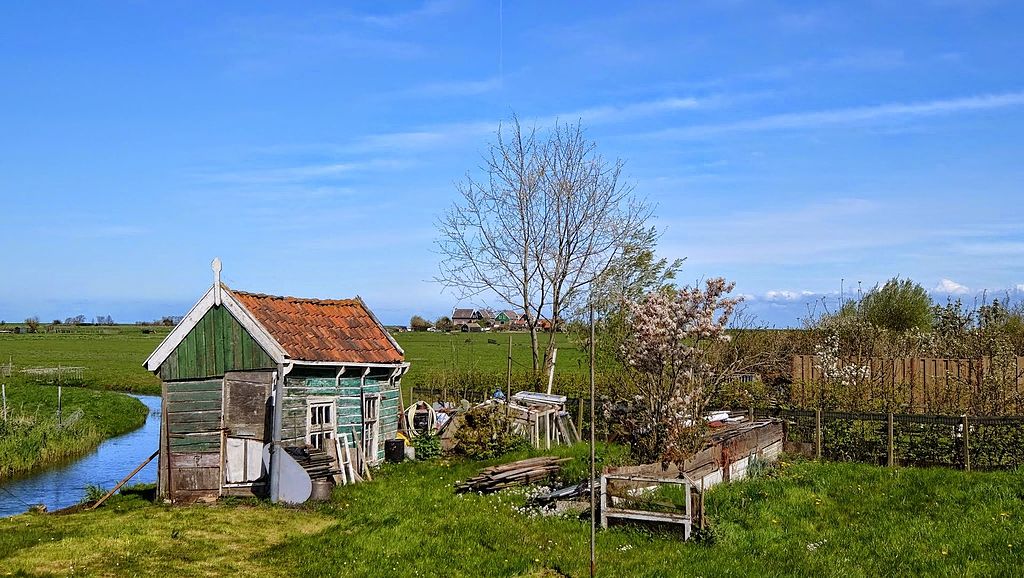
[529, 325, 540, 374]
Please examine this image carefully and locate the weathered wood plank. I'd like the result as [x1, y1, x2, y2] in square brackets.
[169, 420, 222, 434]
[167, 389, 223, 403]
[167, 380, 222, 393]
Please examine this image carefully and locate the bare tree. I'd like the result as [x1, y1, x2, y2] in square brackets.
[437, 116, 549, 371]
[437, 116, 652, 374]
[537, 121, 652, 368]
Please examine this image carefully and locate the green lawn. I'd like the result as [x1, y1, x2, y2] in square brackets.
[2, 448, 1021, 576]
[0, 384, 148, 480]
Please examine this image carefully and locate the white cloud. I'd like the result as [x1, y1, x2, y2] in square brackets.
[1016, 284, 1024, 292]
[933, 278, 971, 295]
[764, 290, 816, 302]
[645, 91, 1024, 140]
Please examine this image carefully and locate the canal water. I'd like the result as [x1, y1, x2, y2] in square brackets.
[0, 394, 161, 517]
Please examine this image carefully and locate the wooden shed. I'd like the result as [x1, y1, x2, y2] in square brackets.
[144, 261, 408, 503]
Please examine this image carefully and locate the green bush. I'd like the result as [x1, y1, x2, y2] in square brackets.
[451, 404, 529, 459]
[843, 277, 933, 332]
[412, 432, 442, 460]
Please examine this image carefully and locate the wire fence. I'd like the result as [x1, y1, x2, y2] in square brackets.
[758, 407, 1024, 470]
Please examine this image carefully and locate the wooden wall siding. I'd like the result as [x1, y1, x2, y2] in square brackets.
[791, 355, 1024, 413]
[280, 374, 401, 461]
[159, 305, 275, 381]
[166, 379, 223, 452]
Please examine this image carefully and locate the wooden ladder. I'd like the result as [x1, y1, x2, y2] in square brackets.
[334, 434, 357, 485]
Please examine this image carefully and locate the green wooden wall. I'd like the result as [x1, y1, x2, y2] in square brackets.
[165, 379, 223, 452]
[281, 372, 401, 461]
[159, 305, 275, 381]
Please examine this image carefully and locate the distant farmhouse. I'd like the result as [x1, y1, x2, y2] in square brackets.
[451, 307, 536, 332]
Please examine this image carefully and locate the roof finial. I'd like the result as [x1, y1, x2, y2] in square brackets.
[212, 257, 223, 305]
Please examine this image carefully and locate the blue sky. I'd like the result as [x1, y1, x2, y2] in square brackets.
[2, 0, 1023, 326]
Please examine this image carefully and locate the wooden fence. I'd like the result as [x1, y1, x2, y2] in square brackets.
[790, 355, 1024, 413]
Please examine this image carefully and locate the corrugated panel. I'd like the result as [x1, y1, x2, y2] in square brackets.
[232, 291, 403, 364]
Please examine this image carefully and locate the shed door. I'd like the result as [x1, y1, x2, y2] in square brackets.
[223, 371, 274, 484]
[223, 371, 274, 438]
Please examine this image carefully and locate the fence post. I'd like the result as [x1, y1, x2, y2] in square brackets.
[815, 408, 822, 460]
[962, 415, 970, 472]
[1, 383, 6, 421]
[887, 412, 894, 467]
[577, 398, 584, 438]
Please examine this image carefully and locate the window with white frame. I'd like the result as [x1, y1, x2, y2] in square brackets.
[362, 394, 380, 461]
[307, 400, 336, 450]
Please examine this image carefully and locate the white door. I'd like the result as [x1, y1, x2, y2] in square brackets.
[225, 437, 265, 483]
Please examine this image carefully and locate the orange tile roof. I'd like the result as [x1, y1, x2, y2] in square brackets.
[230, 289, 404, 364]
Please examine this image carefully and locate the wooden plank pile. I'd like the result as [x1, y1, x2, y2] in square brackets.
[285, 447, 340, 481]
[455, 456, 573, 494]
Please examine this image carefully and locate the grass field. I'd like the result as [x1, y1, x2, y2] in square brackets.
[2, 446, 1022, 577]
[0, 328, 589, 397]
[395, 330, 595, 395]
[0, 326, 168, 395]
[0, 384, 148, 480]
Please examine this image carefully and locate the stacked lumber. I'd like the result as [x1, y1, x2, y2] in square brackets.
[455, 456, 573, 493]
[286, 447, 340, 480]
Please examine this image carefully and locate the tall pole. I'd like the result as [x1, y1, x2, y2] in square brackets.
[589, 303, 596, 577]
[506, 334, 513, 426]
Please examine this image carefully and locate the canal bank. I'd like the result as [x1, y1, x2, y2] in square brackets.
[0, 394, 160, 517]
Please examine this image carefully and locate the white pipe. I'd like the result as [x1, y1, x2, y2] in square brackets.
[269, 362, 294, 503]
[546, 348, 558, 395]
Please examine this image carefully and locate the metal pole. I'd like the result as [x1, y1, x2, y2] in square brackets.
[2, 383, 6, 421]
[589, 303, 596, 578]
[887, 412, 894, 467]
[269, 366, 286, 503]
[506, 334, 513, 428]
[815, 407, 822, 460]
[58, 385, 62, 426]
[963, 415, 970, 472]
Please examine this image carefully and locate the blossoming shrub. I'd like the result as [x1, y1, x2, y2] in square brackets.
[610, 278, 742, 465]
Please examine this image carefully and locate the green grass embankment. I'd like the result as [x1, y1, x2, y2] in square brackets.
[0, 384, 149, 480]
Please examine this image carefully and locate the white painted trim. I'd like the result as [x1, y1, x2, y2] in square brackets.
[144, 286, 217, 371]
[293, 360, 409, 369]
[143, 284, 288, 373]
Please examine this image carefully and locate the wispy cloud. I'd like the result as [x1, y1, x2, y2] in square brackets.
[397, 77, 503, 98]
[200, 158, 414, 185]
[645, 91, 1024, 139]
[359, 0, 458, 27]
[348, 95, 707, 152]
[58, 225, 149, 239]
